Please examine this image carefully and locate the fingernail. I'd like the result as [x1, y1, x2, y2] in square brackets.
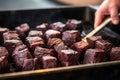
[113, 20, 119, 24]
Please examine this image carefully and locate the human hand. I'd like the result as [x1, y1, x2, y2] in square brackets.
[94, 0, 120, 28]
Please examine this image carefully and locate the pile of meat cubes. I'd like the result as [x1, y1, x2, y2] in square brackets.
[0, 19, 119, 73]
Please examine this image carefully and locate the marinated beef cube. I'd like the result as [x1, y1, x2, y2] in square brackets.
[34, 47, 54, 61]
[28, 30, 43, 38]
[15, 23, 30, 38]
[36, 23, 48, 33]
[50, 22, 66, 32]
[95, 40, 113, 52]
[54, 42, 68, 52]
[83, 49, 106, 64]
[44, 29, 61, 41]
[86, 36, 102, 48]
[12, 44, 32, 69]
[22, 58, 40, 71]
[95, 40, 113, 59]
[42, 55, 57, 69]
[0, 47, 9, 58]
[71, 41, 89, 56]
[62, 30, 81, 46]
[58, 49, 79, 66]
[3, 31, 20, 41]
[26, 36, 44, 51]
[0, 27, 9, 42]
[110, 47, 120, 61]
[0, 56, 10, 73]
[4, 40, 23, 55]
[66, 19, 82, 31]
[34, 58, 41, 69]
[47, 38, 63, 48]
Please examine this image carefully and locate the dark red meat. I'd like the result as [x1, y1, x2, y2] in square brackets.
[83, 49, 106, 64]
[15, 23, 30, 38]
[62, 30, 81, 46]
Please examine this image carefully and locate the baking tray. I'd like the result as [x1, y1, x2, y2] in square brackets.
[0, 6, 120, 80]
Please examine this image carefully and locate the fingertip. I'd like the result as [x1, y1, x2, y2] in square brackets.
[109, 6, 119, 25]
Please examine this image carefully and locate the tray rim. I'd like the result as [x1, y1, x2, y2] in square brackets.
[0, 60, 120, 79]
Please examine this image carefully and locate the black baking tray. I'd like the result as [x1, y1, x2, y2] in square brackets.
[0, 6, 120, 80]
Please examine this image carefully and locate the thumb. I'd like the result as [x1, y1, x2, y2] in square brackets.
[110, 6, 119, 25]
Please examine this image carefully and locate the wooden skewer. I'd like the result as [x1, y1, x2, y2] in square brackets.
[82, 17, 111, 42]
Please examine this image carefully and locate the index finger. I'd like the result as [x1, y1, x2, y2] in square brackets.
[94, 11, 104, 28]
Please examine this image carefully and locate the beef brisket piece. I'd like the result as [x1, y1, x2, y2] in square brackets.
[4, 40, 23, 55]
[36, 23, 48, 33]
[47, 38, 63, 48]
[28, 30, 43, 38]
[83, 49, 106, 64]
[44, 29, 61, 41]
[0, 27, 9, 42]
[12, 44, 32, 69]
[86, 36, 102, 48]
[50, 22, 66, 32]
[3, 31, 20, 41]
[71, 41, 89, 56]
[66, 19, 82, 32]
[34, 47, 54, 61]
[26, 36, 44, 51]
[0, 56, 10, 73]
[95, 40, 113, 60]
[42, 55, 57, 69]
[0, 47, 9, 58]
[15, 23, 30, 38]
[62, 30, 81, 46]
[54, 42, 68, 53]
[110, 47, 120, 61]
[22, 58, 40, 71]
[58, 49, 79, 66]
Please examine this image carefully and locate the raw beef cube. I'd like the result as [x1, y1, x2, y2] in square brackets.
[0, 47, 9, 58]
[50, 22, 66, 32]
[0, 27, 9, 41]
[12, 44, 32, 69]
[58, 49, 79, 66]
[34, 47, 54, 61]
[36, 23, 48, 33]
[47, 38, 63, 48]
[44, 29, 61, 41]
[0, 56, 10, 73]
[28, 30, 43, 38]
[110, 47, 120, 61]
[42, 55, 57, 69]
[62, 30, 81, 46]
[4, 40, 23, 55]
[83, 49, 106, 64]
[66, 19, 82, 31]
[22, 58, 40, 71]
[71, 41, 89, 56]
[15, 23, 30, 38]
[86, 36, 102, 48]
[26, 36, 44, 51]
[3, 31, 20, 41]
